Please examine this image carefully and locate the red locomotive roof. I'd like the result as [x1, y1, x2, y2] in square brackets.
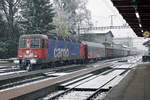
[20, 34, 48, 39]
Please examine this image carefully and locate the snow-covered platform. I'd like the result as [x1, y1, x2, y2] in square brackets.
[64, 70, 125, 90]
[104, 63, 150, 100]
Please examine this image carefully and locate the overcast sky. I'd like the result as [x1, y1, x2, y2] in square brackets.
[87, 0, 148, 50]
[87, 0, 137, 38]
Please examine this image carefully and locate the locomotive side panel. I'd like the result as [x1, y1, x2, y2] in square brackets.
[48, 39, 81, 62]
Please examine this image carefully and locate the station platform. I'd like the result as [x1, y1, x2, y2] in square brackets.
[104, 63, 150, 100]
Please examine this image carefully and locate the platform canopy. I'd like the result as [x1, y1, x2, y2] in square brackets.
[111, 0, 150, 37]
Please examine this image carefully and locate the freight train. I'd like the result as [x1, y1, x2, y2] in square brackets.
[14, 34, 137, 71]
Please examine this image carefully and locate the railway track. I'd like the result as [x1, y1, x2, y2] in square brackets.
[0, 56, 140, 91]
[40, 69, 114, 100]
[39, 56, 141, 100]
[0, 64, 90, 90]
[0, 57, 124, 89]
[0, 56, 141, 100]
[39, 68, 129, 100]
[0, 63, 113, 100]
[0, 62, 21, 75]
[0, 56, 136, 76]
[0, 56, 127, 85]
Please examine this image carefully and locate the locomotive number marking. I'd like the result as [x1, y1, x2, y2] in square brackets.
[54, 48, 69, 58]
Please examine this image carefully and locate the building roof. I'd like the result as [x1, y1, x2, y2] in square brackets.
[20, 34, 48, 39]
[80, 31, 114, 37]
[111, 0, 150, 37]
[82, 41, 105, 48]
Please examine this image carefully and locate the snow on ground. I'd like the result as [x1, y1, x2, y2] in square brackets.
[0, 70, 26, 76]
[67, 70, 124, 89]
[61, 74, 93, 86]
[46, 72, 69, 76]
[58, 91, 94, 100]
[102, 70, 130, 89]
[114, 64, 132, 68]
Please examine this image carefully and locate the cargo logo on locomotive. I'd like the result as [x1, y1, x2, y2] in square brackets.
[54, 48, 69, 58]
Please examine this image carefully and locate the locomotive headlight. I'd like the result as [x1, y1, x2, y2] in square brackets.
[14, 60, 19, 64]
[26, 50, 30, 54]
[34, 55, 38, 58]
[19, 55, 22, 57]
[30, 59, 37, 64]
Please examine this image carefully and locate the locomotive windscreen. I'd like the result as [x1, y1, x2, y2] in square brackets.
[30, 39, 44, 48]
[19, 38, 44, 49]
[19, 39, 27, 48]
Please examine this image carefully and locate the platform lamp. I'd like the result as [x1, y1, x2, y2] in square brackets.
[143, 31, 150, 38]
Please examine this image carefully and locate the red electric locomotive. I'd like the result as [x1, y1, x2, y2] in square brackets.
[15, 34, 49, 70]
[14, 34, 87, 71]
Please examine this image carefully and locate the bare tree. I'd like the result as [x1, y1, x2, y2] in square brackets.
[53, 0, 92, 36]
[0, 0, 21, 40]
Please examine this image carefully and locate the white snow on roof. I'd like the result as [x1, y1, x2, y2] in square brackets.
[82, 41, 105, 48]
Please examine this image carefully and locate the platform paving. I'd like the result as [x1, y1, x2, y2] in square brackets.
[104, 63, 150, 100]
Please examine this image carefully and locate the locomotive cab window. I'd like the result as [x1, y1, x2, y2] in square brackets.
[30, 39, 40, 48]
[30, 39, 46, 48]
[19, 39, 27, 48]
